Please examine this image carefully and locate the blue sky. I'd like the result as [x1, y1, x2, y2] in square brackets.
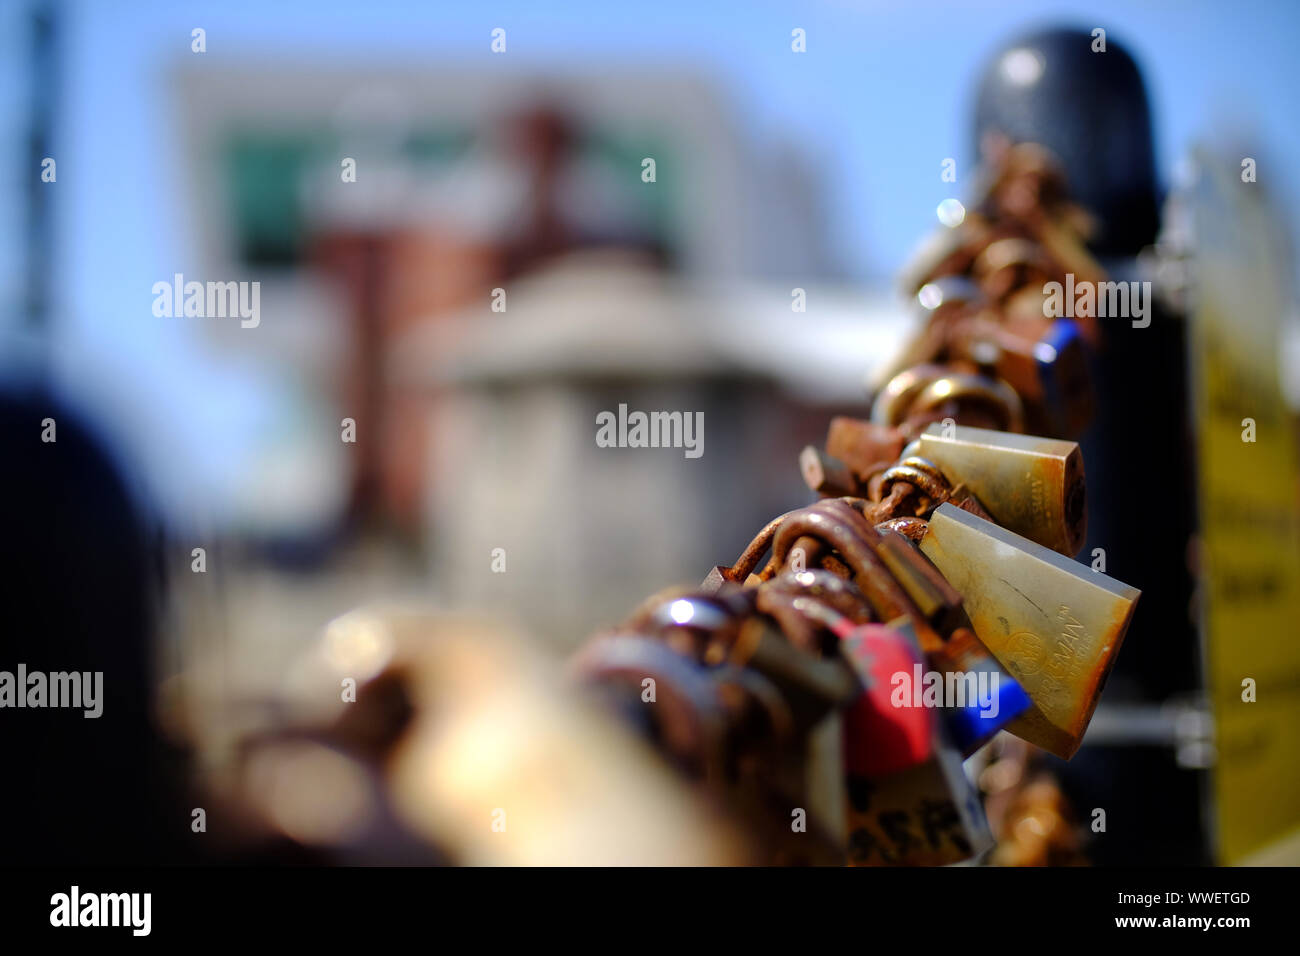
[49, 0, 1291, 277]
[10, 0, 1300, 524]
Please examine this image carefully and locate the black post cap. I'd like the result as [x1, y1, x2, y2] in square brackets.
[973, 27, 1160, 256]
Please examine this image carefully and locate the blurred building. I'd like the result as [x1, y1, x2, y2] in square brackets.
[168, 64, 847, 544]
[162, 61, 904, 645]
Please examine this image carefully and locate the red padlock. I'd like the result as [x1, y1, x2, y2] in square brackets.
[839, 623, 935, 779]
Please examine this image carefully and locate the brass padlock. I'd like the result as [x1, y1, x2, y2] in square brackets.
[873, 367, 1024, 435]
[905, 423, 1086, 557]
[918, 503, 1140, 759]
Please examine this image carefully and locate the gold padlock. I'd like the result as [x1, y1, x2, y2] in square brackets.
[918, 503, 1140, 759]
[906, 423, 1086, 557]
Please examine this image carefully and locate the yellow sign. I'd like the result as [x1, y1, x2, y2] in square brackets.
[1185, 146, 1300, 863]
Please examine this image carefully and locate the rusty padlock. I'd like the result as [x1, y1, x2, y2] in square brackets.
[825, 416, 907, 485]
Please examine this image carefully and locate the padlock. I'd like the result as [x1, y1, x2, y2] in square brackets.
[839, 625, 992, 866]
[726, 618, 859, 729]
[755, 569, 875, 654]
[952, 315, 1095, 438]
[825, 417, 906, 485]
[804, 710, 848, 849]
[972, 237, 1055, 307]
[844, 747, 993, 866]
[628, 590, 754, 662]
[904, 422, 1086, 556]
[874, 366, 1025, 435]
[761, 569, 874, 623]
[1033, 319, 1096, 438]
[572, 633, 732, 782]
[871, 278, 988, 388]
[870, 364, 951, 428]
[920, 622, 1033, 755]
[709, 661, 798, 754]
[896, 218, 992, 294]
[907, 373, 1024, 434]
[839, 622, 935, 779]
[918, 503, 1140, 759]
[773, 499, 955, 658]
[869, 594, 1030, 756]
[798, 507, 1029, 755]
[871, 528, 965, 637]
[799, 445, 860, 497]
[768, 502, 922, 631]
